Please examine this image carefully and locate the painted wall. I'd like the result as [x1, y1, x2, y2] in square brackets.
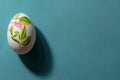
[0, 0, 120, 80]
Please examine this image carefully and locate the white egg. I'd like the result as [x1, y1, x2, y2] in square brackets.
[7, 13, 36, 54]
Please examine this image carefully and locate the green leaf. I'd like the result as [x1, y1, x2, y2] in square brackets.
[19, 35, 20, 40]
[14, 14, 20, 20]
[11, 36, 20, 44]
[20, 25, 26, 40]
[13, 34, 18, 37]
[22, 36, 32, 46]
[14, 31, 19, 35]
[14, 17, 19, 20]
[10, 26, 13, 36]
[19, 17, 31, 26]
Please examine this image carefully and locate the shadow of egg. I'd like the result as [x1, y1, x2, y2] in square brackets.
[18, 27, 53, 77]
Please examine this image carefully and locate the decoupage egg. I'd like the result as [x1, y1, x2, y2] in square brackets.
[7, 13, 36, 54]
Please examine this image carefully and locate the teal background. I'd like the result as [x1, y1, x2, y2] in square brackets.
[0, 0, 120, 80]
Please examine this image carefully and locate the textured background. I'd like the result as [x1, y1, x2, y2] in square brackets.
[0, 0, 120, 80]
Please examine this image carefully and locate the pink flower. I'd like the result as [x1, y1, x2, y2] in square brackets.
[15, 22, 23, 29]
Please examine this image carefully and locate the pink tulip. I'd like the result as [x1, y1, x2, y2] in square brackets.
[16, 22, 23, 29]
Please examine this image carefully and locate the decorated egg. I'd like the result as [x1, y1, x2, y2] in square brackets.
[7, 13, 36, 54]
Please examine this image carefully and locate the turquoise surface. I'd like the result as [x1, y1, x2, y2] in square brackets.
[0, 0, 120, 80]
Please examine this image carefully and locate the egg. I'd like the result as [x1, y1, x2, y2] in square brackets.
[7, 13, 36, 54]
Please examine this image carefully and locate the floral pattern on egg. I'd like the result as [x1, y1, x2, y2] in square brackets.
[8, 13, 36, 54]
[9, 14, 32, 47]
